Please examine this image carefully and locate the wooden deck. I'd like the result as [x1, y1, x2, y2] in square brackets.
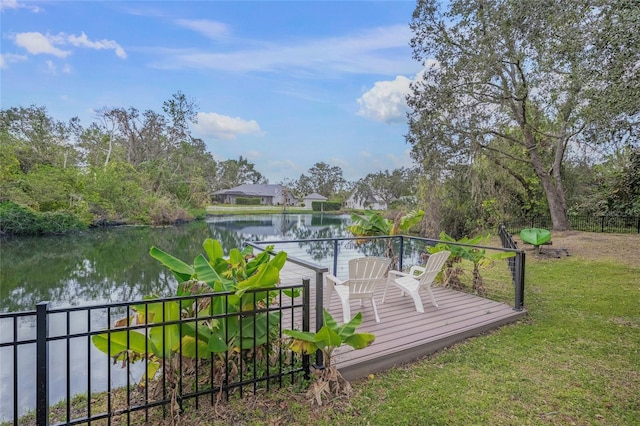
[278, 261, 527, 381]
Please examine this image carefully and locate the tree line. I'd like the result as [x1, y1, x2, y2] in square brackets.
[2, 1, 638, 237]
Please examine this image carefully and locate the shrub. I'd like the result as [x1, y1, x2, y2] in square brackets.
[312, 201, 341, 211]
[236, 197, 261, 205]
[0, 201, 86, 236]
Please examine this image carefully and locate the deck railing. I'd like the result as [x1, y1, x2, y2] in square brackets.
[250, 235, 526, 315]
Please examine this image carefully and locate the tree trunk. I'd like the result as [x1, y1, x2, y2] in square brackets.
[525, 131, 571, 231]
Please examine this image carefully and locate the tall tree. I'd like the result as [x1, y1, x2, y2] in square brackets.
[216, 156, 265, 189]
[407, 0, 639, 230]
[297, 162, 346, 198]
[351, 167, 419, 206]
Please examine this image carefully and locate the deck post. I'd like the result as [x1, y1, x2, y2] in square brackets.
[302, 278, 311, 379]
[398, 236, 404, 271]
[514, 251, 525, 311]
[332, 239, 338, 275]
[315, 270, 324, 367]
[36, 301, 50, 426]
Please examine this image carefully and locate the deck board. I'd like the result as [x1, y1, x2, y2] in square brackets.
[277, 261, 526, 380]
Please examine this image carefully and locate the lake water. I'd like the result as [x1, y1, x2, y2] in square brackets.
[0, 213, 353, 313]
[0, 213, 353, 421]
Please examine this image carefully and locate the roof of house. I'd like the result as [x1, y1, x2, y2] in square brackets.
[214, 184, 284, 197]
[347, 191, 386, 204]
[303, 192, 328, 201]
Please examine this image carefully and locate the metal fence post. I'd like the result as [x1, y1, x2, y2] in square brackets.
[332, 239, 338, 276]
[398, 236, 404, 271]
[315, 270, 324, 367]
[36, 301, 49, 426]
[302, 278, 311, 379]
[514, 252, 525, 311]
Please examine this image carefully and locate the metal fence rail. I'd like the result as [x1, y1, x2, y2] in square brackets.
[253, 235, 526, 312]
[504, 214, 640, 234]
[1, 282, 310, 425]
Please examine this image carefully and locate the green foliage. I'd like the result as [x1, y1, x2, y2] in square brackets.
[407, 1, 639, 230]
[284, 309, 374, 366]
[284, 309, 374, 405]
[236, 197, 261, 205]
[93, 238, 292, 389]
[348, 209, 424, 237]
[0, 200, 86, 236]
[311, 201, 341, 211]
[427, 231, 514, 295]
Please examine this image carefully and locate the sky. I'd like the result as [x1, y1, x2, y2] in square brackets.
[0, 0, 425, 183]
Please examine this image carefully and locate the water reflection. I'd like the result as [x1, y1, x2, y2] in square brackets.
[0, 214, 351, 312]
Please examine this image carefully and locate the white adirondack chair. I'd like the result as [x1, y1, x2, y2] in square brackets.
[382, 250, 451, 313]
[324, 256, 391, 323]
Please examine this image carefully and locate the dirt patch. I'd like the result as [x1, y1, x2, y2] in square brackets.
[514, 231, 640, 268]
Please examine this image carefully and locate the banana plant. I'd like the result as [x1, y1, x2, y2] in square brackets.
[347, 209, 424, 268]
[427, 231, 515, 295]
[92, 238, 290, 384]
[283, 309, 374, 405]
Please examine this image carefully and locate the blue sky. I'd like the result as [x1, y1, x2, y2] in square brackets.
[1, 0, 424, 183]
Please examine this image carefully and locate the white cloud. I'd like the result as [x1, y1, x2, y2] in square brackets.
[0, 52, 27, 68]
[175, 19, 229, 40]
[0, 0, 42, 12]
[193, 112, 263, 140]
[152, 24, 418, 76]
[13, 31, 126, 59]
[68, 32, 127, 59]
[14, 32, 71, 57]
[357, 75, 412, 123]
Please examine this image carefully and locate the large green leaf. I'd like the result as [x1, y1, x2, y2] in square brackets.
[141, 361, 161, 384]
[315, 325, 342, 350]
[283, 329, 317, 342]
[228, 248, 245, 269]
[194, 254, 228, 288]
[238, 312, 280, 349]
[180, 319, 212, 342]
[92, 329, 149, 357]
[396, 209, 425, 234]
[269, 251, 287, 270]
[145, 300, 181, 358]
[235, 263, 280, 297]
[149, 246, 194, 282]
[202, 238, 224, 263]
[336, 311, 363, 340]
[343, 332, 375, 350]
[208, 315, 240, 353]
[175, 335, 210, 359]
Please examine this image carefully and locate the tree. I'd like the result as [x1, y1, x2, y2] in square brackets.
[216, 156, 265, 190]
[350, 167, 418, 207]
[407, 0, 639, 230]
[0, 105, 78, 172]
[292, 162, 346, 198]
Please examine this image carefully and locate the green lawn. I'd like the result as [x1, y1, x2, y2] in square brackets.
[200, 254, 640, 425]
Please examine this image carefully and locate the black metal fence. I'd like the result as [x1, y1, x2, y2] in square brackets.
[503, 214, 640, 234]
[0, 282, 310, 426]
